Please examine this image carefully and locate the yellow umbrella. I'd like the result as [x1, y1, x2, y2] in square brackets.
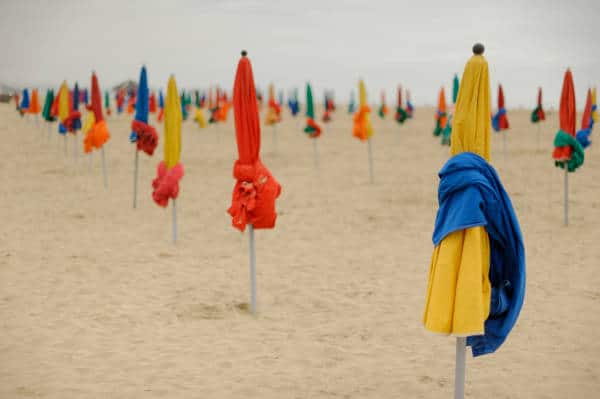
[152, 75, 184, 243]
[164, 76, 182, 169]
[352, 79, 375, 183]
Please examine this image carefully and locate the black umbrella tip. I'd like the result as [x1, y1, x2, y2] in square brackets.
[472, 43, 485, 55]
[241, 50, 248, 57]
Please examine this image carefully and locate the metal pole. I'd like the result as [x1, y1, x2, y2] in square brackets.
[536, 122, 541, 151]
[502, 131, 507, 162]
[367, 138, 374, 184]
[73, 135, 78, 159]
[249, 224, 256, 314]
[313, 139, 320, 170]
[564, 165, 569, 226]
[64, 135, 67, 156]
[101, 147, 108, 189]
[133, 149, 139, 209]
[454, 337, 466, 399]
[172, 199, 178, 243]
[272, 125, 278, 153]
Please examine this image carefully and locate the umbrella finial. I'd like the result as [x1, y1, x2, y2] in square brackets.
[473, 43, 485, 55]
[241, 50, 248, 57]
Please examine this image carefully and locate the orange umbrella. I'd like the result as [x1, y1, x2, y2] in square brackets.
[228, 50, 282, 314]
[83, 72, 111, 188]
[28, 89, 41, 114]
[433, 88, 447, 136]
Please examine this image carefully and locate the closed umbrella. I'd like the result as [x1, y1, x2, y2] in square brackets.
[227, 51, 281, 314]
[304, 83, 322, 169]
[433, 88, 447, 137]
[83, 72, 110, 188]
[353, 79, 375, 183]
[576, 89, 594, 148]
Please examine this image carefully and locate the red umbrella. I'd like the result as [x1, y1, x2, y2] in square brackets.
[553, 70, 576, 162]
[228, 50, 281, 314]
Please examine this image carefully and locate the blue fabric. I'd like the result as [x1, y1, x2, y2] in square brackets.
[20, 89, 30, 109]
[432, 152, 526, 356]
[288, 99, 300, 116]
[73, 83, 80, 110]
[576, 128, 591, 148]
[131, 66, 149, 143]
[491, 108, 506, 132]
[58, 123, 67, 134]
[159, 90, 164, 109]
[83, 88, 89, 105]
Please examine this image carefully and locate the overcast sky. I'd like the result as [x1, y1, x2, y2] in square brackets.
[1, 0, 598, 108]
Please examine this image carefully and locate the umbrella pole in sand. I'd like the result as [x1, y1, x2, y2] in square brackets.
[248, 224, 257, 314]
[454, 337, 466, 399]
[564, 166, 569, 226]
[502, 131, 507, 161]
[133, 149, 139, 208]
[172, 199, 178, 243]
[101, 147, 108, 189]
[536, 123, 541, 151]
[47, 124, 51, 140]
[64, 135, 68, 156]
[367, 138, 374, 183]
[272, 125, 278, 153]
[313, 139, 320, 170]
[73, 135, 78, 159]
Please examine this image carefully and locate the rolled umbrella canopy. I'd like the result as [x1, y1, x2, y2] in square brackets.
[28, 89, 41, 114]
[492, 84, 509, 131]
[288, 88, 300, 116]
[20, 89, 30, 114]
[149, 91, 157, 113]
[152, 76, 184, 207]
[406, 89, 414, 118]
[433, 87, 447, 136]
[127, 92, 136, 114]
[303, 83, 321, 138]
[157, 89, 165, 122]
[441, 76, 460, 145]
[14, 93, 20, 113]
[348, 90, 356, 114]
[228, 51, 281, 231]
[353, 80, 373, 141]
[57, 82, 74, 134]
[117, 89, 125, 114]
[264, 84, 282, 125]
[395, 85, 408, 124]
[104, 90, 111, 116]
[70, 83, 82, 132]
[83, 88, 89, 107]
[42, 89, 55, 122]
[424, 44, 525, 360]
[531, 87, 546, 123]
[83, 73, 110, 153]
[552, 69, 584, 172]
[130, 66, 158, 156]
[378, 91, 388, 119]
[322, 91, 333, 122]
[575, 88, 594, 149]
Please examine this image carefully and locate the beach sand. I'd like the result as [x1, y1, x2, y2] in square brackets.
[0, 104, 598, 398]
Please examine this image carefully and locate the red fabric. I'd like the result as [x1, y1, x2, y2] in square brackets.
[64, 111, 82, 133]
[90, 73, 104, 122]
[537, 88, 546, 121]
[149, 92, 157, 113]
[397, 86, 403, 107]
[157, 108, 164, 122]
[228, 54, 281, 232]
[581, 89, 592, 129]
[117, 90, 125, 109]
[306, 118, 322, 138]
[553, 69, 576, 161]
[497, 84, 509, 129]
[152, 161, 184, 207]
[322, 110, 332, 122]
[127, 96, 135, 114]
[50, 94, 59, 117]
[131, 119, 158, 156]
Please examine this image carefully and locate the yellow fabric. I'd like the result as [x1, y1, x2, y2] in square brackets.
[450, 54, 491, 161]
[423, 226, 491, 335]
[58, 81, 70, 122]
[358, 79, 373, 139]
[592, 88, 597, 123]
[83, 111, 95, 134]
[164, 76, 182, 169]
[194, 108, 206, 128]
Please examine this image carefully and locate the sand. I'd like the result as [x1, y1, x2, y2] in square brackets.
[0, 104, 599, 398]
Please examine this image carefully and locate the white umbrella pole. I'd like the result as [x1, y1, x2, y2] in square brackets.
[64, 135, 68, 156]
[133, 149, 139, 209]
[367, 138, 374, 184]
[249, 224, 257, 314]
[47, 124, 51, 140]
[172, 199, 178, 243]
[502, 131, 507, 161]
[73, 135, 78, 160]
[101, 146, 108, 189]
[313, 139, 320, 170]
[564, 166, 569, 226]
[536, 122, 541, 151]
[454, 337, 466, 399]
[272, 125, 278, 153]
